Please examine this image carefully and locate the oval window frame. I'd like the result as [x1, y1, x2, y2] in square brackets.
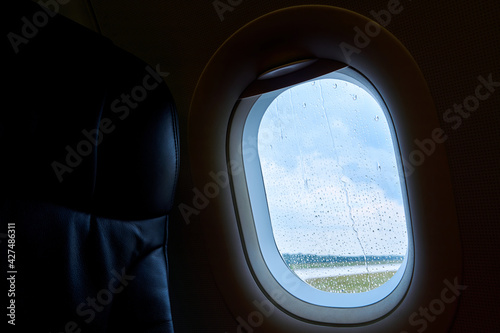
[228, 64, 414, 321]
[230, 65, 414, 311]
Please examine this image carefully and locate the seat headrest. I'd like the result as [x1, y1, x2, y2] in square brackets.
[2, 0, 179, 219]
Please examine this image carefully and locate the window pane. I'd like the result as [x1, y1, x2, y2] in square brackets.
[257, 78, 408, 293]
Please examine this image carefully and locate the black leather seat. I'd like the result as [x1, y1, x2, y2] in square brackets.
[2, 2, 179, 332]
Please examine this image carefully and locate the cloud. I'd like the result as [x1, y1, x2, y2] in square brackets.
[253, 78, 408, 256]
[259, 158, 407, 256]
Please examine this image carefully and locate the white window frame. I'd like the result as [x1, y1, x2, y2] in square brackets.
[240, 67, 413, 308]
[228, 65, 414, 323]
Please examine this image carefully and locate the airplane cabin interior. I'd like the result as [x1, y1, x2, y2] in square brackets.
[2, 1, 499, 332]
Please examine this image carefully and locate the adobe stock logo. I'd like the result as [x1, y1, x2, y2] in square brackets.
[49, 267, 135, 333]
[75, 268, 135, 324]
[227, 299, 275, 333]
[212, 0, 244, 22]
[227, 270, 300, 333]
[401, 277, 467, 333]
[7, 0, 71, 54]
[401, 73, 499, 177]
[340, 0, 410, 62]
[178, 158, 243, 224]
[178, 129, 273, 225]
[51, 64, 169, 182]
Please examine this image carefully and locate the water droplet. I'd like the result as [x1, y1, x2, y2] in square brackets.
[374, 115, 379, 121]
[302, 103, 306, 108]
[333, 83, 337, 89]
[352, 94, 357, 100]
[311, 81, 315, 86]
[377, 163, 381, 171]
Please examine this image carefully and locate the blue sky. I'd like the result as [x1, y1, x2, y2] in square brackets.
[257, 78, 408, 257]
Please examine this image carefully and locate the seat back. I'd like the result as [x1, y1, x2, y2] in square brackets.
[2, 2, 179, 332]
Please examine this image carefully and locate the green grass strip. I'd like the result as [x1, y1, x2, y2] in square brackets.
[305, 271, 397, 293]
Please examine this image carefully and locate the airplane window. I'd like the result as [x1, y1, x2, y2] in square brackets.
[241, 68, 411, 307]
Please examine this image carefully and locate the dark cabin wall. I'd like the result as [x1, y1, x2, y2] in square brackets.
[44, 0, 500, 332]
